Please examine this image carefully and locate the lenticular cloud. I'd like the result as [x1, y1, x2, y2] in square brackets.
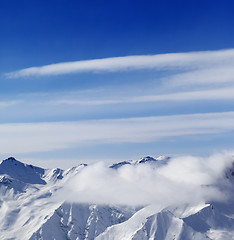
[61, 152, 234, 207]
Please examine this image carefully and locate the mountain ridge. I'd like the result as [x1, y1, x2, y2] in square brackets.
[0, 156, 233, 240]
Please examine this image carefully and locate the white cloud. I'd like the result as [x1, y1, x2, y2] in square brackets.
[0, 86, 233, 115]
[1, 111, 234, 154]
[6, 49, 234, 78]
[50, 87, 234, 105]
[60, 152, 234, 206]
[166, 66, 234, 87]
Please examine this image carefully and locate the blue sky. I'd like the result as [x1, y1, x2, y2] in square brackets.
[1, 0, 234, 168]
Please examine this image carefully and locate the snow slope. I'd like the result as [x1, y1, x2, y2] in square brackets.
[0, 156, 233, 240]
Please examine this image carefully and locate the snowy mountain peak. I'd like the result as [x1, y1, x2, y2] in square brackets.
[137, 156, 157, 164]
[0, 157, 46, 185]
[109, 161, 131, 169]
[1, 157, 21, 165]
[43, 167, 65, 182]
[110, 155, 170, 169]
[136, 155, 170, 166]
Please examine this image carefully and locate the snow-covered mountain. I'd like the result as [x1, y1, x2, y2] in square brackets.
[0, 156, 234, 240]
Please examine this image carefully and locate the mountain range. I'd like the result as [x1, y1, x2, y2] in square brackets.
[0, 156, 234, 240]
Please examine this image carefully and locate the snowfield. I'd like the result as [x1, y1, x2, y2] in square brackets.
[0, 156, 234, 240]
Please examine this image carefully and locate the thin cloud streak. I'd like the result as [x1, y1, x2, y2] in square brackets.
[6, 49, 234, 78]
[1, 87, 233, 109]
[51, 87, 234, 105]
[0, 100, 22, 107]
[166, 66, 234, 87]
[0, 111, 234, 154]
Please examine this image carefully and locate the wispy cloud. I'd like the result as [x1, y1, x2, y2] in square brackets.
[1, 86, 233, 112]
[1, 111, 234, 154]
[0, 100, 22, 107]
[50, 87, 234, 105]
[6, 49, 234, 78]
[166, 66, 234, 87]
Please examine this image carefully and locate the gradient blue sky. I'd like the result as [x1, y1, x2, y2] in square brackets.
[1, 0, 234, 168]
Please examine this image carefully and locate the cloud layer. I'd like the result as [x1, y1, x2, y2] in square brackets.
[60, 153, 234, 206]
[1, 111, 234, 154]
